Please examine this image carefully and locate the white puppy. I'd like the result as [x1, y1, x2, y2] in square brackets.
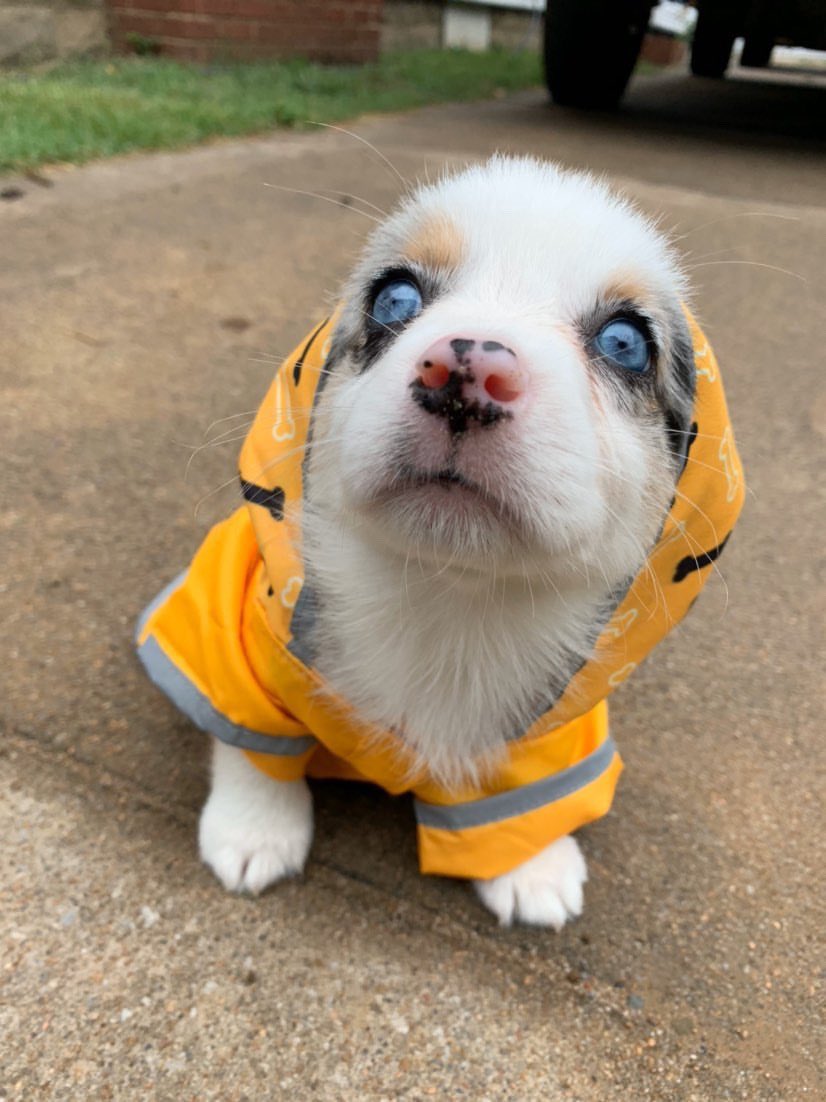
[141, 157, 741, 926]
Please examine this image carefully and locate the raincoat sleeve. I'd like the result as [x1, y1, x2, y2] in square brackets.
[135, 508, 317, 781]
[412, 701, 622, 881]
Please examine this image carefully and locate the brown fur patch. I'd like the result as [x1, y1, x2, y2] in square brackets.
[601, 276, 654, 310]
[404, 213, 465, 272]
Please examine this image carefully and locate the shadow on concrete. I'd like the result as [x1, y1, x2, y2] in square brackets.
[620, 67, 826, 143]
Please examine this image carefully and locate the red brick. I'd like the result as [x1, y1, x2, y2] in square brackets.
[160, 39, 214, 62]
[114, 12, 217, 39]
[104, 0, 384, 62]
[110, 12, 177, 39]
[194, 1, 282, 16]
[171, 0, 210, 12]
[213, 18, 260, 40]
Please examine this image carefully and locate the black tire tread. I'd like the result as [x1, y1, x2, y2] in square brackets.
[690, 8, 737, 78]
[544, 0, 650, 109]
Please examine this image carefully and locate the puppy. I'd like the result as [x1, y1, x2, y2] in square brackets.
[137, 156, 744, 927]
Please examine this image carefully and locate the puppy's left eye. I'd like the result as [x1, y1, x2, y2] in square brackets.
[595, 318, 651, 373]
[370, 280, 423, 328]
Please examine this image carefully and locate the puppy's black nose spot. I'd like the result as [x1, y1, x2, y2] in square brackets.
[481, 340, 515, 356]
[450, 338, 475, 358]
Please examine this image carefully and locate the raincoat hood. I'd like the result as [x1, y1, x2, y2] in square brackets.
[137, 310, 744, 880]
[239, 310, 744, 721]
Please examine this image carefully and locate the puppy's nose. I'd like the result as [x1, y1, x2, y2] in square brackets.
[415, 336, 526, 405]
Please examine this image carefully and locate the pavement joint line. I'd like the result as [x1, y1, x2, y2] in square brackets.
[1, 726, 483, 915]
[283, 860, 635, 1008]
[3, 725, 607, 987]
[2, 725, 198, 827]
[0, 726, 688, 996]
[1, 725, 440, 909]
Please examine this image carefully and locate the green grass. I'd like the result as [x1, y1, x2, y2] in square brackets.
[0, 49, 541, 172]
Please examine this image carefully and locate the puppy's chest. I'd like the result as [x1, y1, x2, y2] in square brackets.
[306, 564, 604, 755]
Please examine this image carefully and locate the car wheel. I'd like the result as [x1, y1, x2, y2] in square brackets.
[690, 7, 738, 77]
[740, 35, 774, 68]
[544, 0, 651, 109]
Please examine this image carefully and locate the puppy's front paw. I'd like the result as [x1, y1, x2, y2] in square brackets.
[198, 741, 313, 895]
[474, 834, 587, 929]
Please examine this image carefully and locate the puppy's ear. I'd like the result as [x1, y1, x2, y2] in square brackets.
[660, 306, 697, 471]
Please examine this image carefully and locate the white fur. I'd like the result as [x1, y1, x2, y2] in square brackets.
[302, 513, 606, 790]
[199, 740, 312, 893]
[474, 835, 588, 928]
[199, 157, 689, 926]
[306, 157, 682, 790]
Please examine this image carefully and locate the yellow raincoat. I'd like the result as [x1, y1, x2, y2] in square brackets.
[137, 312, 744, 880]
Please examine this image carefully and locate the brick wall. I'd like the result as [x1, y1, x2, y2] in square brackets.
[105, 0, 385, 64]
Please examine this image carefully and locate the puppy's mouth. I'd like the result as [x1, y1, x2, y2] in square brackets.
[407, 468, 473, 491]
[390, 465, 490, 504]
[365, 464, 526, 536]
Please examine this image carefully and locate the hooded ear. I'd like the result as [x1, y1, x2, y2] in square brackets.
[660, 305, 697, 472]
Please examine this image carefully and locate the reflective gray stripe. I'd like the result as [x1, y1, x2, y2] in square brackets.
[137, 633, 317, 757]
[414, 736, 617, 831]
[286, 583, 318, 667]
[135, 571, 188, 642]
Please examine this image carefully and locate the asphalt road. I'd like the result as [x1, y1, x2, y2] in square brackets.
[1, 67, 824, 1100]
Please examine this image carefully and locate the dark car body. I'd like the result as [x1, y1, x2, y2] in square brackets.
[544, 0, 826, 107]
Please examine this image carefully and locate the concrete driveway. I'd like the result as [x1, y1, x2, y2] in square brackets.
[1, 67, 823, 1099]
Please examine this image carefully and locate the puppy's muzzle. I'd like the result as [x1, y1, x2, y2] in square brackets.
[410, 336, 526, 436]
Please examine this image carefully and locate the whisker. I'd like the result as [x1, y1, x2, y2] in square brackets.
[190, 431, 353, 518]
[597, 497, 670, 624]
[523, 557, 537, 619]
[247, 353, 293, 366]
[666, 489, 731, 605]
[202, 409, 259, 436]
[200, 422, 256, 447]
[401, 547, 413, 623]
[169, 422, 254, 454]
[307, 121, 409, 190]
[672, 210, 800, 244]
[262, 182, 382, 224]
[184, 431, 253, 482]
[313, 188, 390, 218]
[686, 259, 807, 283]
[356, 303, 408, 340]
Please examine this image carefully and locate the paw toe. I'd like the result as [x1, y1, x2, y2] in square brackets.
[474, 834, 589, 929]
[557, 872, 585, 919]
[474, 878, 516, 926]
[198, 770, 312, 896]
[243, 845, 297, 894]
[208, 844, 248, 893]
[515, 886, 569, 930]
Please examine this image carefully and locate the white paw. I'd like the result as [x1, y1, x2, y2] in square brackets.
[474, 835, 588, 929]
[198, 741, 313, 894]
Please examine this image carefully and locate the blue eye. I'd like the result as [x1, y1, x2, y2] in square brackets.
[594, 318, 651, 373]
[371, 280, 423, 328]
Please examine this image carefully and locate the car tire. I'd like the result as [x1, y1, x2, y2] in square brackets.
[544, 0, 651, 109]
[740, 36, 774, 68]
[690, 7, 738, 77]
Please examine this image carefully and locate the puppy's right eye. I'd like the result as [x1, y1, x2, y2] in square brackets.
[370, 280, 423, 329]
[594, 318, 651, 373]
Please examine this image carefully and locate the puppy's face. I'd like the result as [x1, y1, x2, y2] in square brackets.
[308, 158, 694, 589]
